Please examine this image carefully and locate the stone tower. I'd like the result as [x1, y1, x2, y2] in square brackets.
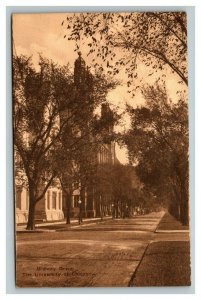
[74, 51, 86, 87]
[74, 52, 93, 89]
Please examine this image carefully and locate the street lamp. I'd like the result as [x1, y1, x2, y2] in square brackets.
[78, 199, 82, 224]
[125, 205, 129, 218]
[111, 203, 115, 219]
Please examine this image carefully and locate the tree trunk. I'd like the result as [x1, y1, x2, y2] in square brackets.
[79, 188, 85, 224]
[66, 208, 71, 224]
[115, 200, 119, 218]
[100, 195, 103, 221]
[66, 193, 71, 224]
[120, 201, 123, 218]
[172, 184, 181, 220]
[26, 188, 36, 230]
[180, 192, 189, 225]
[179, 181, 189, 226]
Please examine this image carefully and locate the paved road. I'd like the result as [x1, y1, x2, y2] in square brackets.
[16, 211, 189, 287]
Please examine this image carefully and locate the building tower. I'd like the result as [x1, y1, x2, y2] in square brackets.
[74, 51, 86, 87]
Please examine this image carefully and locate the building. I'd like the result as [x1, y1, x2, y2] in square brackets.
[62, 53, 119, 219]
[15, 148, 64, 224]
[15, 53, 118, 224]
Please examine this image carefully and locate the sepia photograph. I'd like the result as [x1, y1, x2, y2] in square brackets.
[12, 11, 191, 288]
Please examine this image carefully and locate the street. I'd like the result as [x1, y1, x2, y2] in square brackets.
[16, 211, 190, 287]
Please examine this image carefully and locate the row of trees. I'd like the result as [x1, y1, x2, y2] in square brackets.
[13, 54, 117, 230]
[124, 84, 189, 225]
[89, 163, 147, 220]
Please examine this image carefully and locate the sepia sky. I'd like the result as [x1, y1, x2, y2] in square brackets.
[12, 13, 187, 164]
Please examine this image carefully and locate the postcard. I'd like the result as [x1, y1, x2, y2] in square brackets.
[13, 11, 191, 287]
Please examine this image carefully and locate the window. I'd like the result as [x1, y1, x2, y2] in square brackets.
[47, 191, 50, 210]
[26, 190, 29, 210]
[74, 195, 79, 208]
[52, 191, 57, 210]
[16, 189, 22, 209]
[59, 192, 62, 210]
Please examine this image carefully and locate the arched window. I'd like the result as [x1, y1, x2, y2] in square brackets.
[52, 192, 57, 210]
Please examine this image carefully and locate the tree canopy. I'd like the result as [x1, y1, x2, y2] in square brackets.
[63, 12, 188, 89]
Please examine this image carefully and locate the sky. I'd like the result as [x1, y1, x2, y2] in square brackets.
[12, 13, 187, 164]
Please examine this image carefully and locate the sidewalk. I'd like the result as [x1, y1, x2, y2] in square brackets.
[156, 212, 189, 232]
[129, 212, 191, 286]
[16, 216, 112, 232]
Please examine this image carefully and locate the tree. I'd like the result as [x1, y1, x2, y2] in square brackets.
[63, 12, 188, 87]
[107, 164, 141, 218]
[13, 55, 80, 229]
[56, 67, 117, 224]
[57, 137, 99, 224]
[125, 83, 189, 224]
[59, 111, 119, 223]
[91, 163, 112, 219]
[13, 56, 69, 229]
